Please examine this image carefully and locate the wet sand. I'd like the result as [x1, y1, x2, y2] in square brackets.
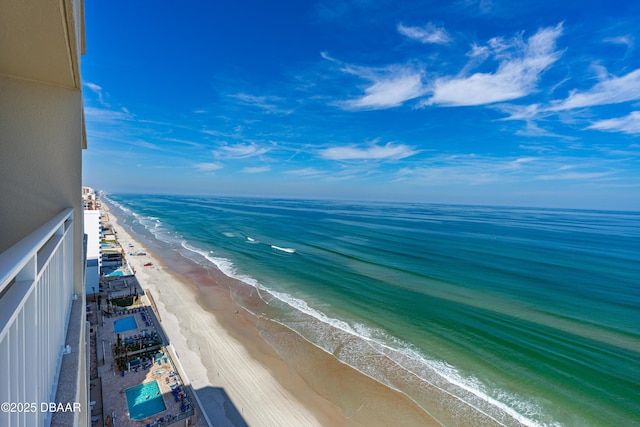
[105, 203, 442, 427]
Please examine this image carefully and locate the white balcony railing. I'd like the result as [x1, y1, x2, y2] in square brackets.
[0, 208, 76, 427]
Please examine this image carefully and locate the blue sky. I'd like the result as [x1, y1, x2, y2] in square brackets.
[82, 0, 640, 210]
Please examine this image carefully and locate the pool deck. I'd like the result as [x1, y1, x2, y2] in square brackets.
[95, 295, 203, 427]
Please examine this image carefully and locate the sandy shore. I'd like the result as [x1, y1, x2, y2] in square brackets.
[105, 203, 442, 427]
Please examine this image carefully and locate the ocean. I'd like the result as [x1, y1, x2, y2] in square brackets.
[104, 194, 640, 426]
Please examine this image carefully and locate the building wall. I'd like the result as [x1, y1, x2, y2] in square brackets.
[0, 75, 85, 296]
[0, 78, 88, 425]
[0, 0, 89, 424]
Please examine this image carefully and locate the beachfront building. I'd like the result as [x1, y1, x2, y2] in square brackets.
[84, 210, 102, 296]
[0, 0, 89, 426]
[82, 187, 99, 211]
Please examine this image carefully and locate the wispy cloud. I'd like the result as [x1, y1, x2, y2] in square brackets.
[85, 82, 101, 93]
[396, 155, 515, 186]
[319, 141, 418, 160]
[344, 71, 425, 109]
[460, 0, 495, 15]
[603, 35, 633, 49]
[397, 22, 452, 44]
[230, 93, 293, 115]
[466, 43, 491, 60]
[241, 166, 271, 173]
[84, 106, 132, 123]
[536, 171, 613, 181]
[213, 142, 269, 159]
[285, 167, 325, 177]
[588, 111, 640, 134]
[547, 69, 640, 111]
[498, 67, 640, 134]
[515, 121, 565, 138]
[158, 137, 204, 149]
[323, 52, 427, 110]
[425, 24, 564, 106]
[395, 153, 619, 186]
[85, 82, 109, 107]
[518, 144, 556, 154]
[127, 140, 163, 151]
[194, 162, 224, 172]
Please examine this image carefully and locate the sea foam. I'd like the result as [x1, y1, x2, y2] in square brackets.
[270, 245, 296, 253]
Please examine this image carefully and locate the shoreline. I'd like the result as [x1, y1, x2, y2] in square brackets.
[104, 202, 443, 426]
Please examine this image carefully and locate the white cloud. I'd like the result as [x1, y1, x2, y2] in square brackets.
[425, 24, 563, 106]
[395, 153, 618, 187]
[213, 142, 269, 159]
[603, 35, 633, 49]
[285, 168, 324, 176]
[324, 51, 427, 110]
[194, 162, 223, 172]
[241, 166, 271, 173]
[85, 82, 102, 93]
[498, 68, 640, 131]
[547, 69, 640, 111]
[467, 43, 491, 60]
[84, 82, 109, 107]
[515, 120, 569, 138]
[395, 156, 503, 185]
[233, 93, 276, 104]
[588, 111, 640, 134]
[461, 0, 495, 14]
[319, 142, 418, 160]
[487, 36, 512, 55]
[342, 69, 426, 110]
[231, 93, 293, 115]
[511, 157, 539, 165]
[84, 107, 131, 123]
[129, 140, 162, 151]
[536, 171, 613, 181]
[518, 144, 555, 153]
[397, 23, 452, 44]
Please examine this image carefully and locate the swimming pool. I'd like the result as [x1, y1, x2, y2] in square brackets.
[114, 316, 138, 333]
[125, 381, 166, 420]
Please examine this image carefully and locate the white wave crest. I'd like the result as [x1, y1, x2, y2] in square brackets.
[259, 288, 546, 426]
[271, 245, 296, 253]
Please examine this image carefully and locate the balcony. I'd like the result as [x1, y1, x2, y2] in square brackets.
[0, 208, 86, 426]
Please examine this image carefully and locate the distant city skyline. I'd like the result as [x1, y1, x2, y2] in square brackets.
[82, 0, 640, 210]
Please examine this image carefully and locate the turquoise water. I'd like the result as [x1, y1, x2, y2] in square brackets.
[106, 194, 640, 426]
[114, 316, 138, 333]
[125, 380, 166, 420]
[108, 270, 124, 277]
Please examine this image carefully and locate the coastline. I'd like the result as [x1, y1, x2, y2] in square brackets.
[104, 203, 443, 426]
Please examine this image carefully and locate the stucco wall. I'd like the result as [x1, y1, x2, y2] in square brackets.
[0, 75, 84, 295]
